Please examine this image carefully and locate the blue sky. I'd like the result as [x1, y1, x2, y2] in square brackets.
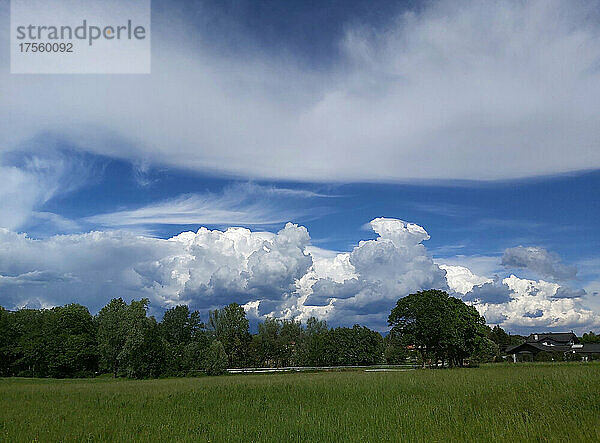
[1, 0, 600, 333]
[22, 149, 600, 265]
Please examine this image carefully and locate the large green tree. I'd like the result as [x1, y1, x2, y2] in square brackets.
[388, 289, 451, 367]
[45, 304, 98, 378]
[298, 317, 328, 366]
[388, 289, 487, 367]
[118, 314, 165, 379]
[208, 303, 251, 368]
[96, 298, 129, 376]
[488, 325, 511, 348]
[255, 317, 282, 367]
[254, 318, 303, 367]
[278, 319, 303, 366]
[10, 309, 47, 376]
[581, 331, 600, 344]
[160, 305, 203, 346]
[160, 305, 208, 374]
[96, 298, 166, 378]
[325, 326, 384, 366]
[444, 297, 489, 366]
[2, 304, 97, 378]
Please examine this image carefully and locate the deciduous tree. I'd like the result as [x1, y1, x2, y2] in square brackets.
[208, 303, 251, 368]
[388, 289, 487, 367]
[204, 340, 228, 375]
[96, 298, 128, 377]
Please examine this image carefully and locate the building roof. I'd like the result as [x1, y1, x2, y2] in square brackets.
[526, 332, 577, 344]
[580, 343, 600, 353]
[506, 341, 600, 354]
[507, 342, 572, 354]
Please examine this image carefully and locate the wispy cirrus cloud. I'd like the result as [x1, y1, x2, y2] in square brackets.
[85, 183, 333, 229]
[0, 148, 96, 232]
[408, 202, 471, 218]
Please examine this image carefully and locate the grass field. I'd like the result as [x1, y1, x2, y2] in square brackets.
[1, 363, 599, 442]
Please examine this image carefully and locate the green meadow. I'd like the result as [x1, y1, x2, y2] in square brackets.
[1, 363, 599, 442]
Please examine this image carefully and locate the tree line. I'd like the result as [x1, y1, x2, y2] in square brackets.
[0, 290, 531, 378]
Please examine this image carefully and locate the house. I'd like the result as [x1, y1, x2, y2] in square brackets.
[507, 332, 600, 361]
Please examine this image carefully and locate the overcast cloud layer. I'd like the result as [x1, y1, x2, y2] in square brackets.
[3, 0, 600, 182]
[1, 218, 597, 333]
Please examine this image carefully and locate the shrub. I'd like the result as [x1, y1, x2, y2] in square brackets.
[535, 351, 553, 362]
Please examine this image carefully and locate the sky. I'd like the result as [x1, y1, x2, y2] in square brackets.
[1, 0, 600, 334]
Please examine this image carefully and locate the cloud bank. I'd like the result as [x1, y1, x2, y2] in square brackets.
[445, 267, 599, 332]
[3, 0, 600, 182]
[1, 218, 597, 332]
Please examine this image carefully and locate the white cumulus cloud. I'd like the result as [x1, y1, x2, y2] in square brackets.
[440, 264, 491, 294]
[460, 275, 600, 332]
[298, 218, 448, 328]
[0, 218, 447, 329]
[1, 217, 598, 332]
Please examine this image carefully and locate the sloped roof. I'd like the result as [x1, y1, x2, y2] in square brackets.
[580, 343, 600, 353]
[526, 332, 577, 343]
[506, 342, 572, 354]
[506, 341, 600, 354]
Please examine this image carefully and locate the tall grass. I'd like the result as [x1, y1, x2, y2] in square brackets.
[1, 363, 599, 442]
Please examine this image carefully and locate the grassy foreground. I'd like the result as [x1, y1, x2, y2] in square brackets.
[1, 363, 599, 442]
